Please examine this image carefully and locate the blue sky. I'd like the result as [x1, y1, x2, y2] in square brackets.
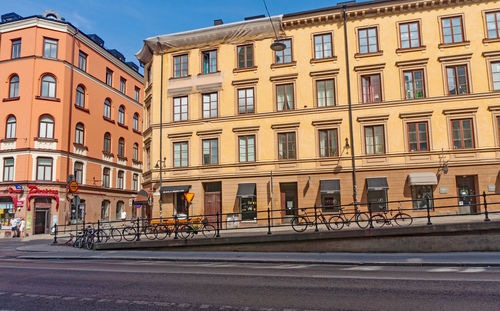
[2, 0, 370, 69]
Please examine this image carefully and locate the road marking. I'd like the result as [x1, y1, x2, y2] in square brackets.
[460, 267, 486, 273]
[62, 296, 77, 300]
[344, 266, 382, 271]
[11, 293, 22, 296]
[115, 299, 129, 304]
[428, 267, 459, 272]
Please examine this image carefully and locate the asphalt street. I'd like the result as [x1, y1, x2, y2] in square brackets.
[1, 255, 500, 311]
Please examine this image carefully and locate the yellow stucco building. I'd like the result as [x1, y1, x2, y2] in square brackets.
[137, 0, 500, 223]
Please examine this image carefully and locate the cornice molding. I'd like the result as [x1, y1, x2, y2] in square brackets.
[232, 126, 260, 133]
[353, 63, 385, 72]
[311, 119, 343, 126]
[437, 53, 473, 63]
[269, 73, 299, 82]
[167, 132, 193, 139]
[271, 122, 300, 130]
[395, 58, 429, 67]
[399, 111, 433, 119]
[442, 107, 478, 115]
[309, 69, 340, 77]
[357, 114, 390, 122]
[232, 78, 259, 86]
[196, 129, 223, 136]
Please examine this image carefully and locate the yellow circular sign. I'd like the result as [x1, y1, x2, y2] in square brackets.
[69, 181, 79, 193]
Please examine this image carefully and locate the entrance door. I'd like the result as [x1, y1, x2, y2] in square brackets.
[34, 210, 48, 234]
[456, 176, 478, 213]
[280, 183, 298, 220]
[204, 182, 221, 224]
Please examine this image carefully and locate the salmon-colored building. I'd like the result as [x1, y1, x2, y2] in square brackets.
[0, 11, 143, 236]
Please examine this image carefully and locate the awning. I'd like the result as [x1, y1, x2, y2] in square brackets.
[236, 183, 256, 198]
[366, 177, 389, 191]
[320, 179, 340, 194]
[134, 189, 150, 205]
[408, 172, 438, 186]
[159, 185, 191, 194]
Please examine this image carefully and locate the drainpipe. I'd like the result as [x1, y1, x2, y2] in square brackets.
[343, 6, 358, 208]
[65, 27, 78, 223]
[157, 39, 164, 219]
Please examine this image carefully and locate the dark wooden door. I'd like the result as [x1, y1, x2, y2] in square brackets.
[280, 183, 298, 219]
[456, 176, 478, 213]
[34, 210, 47, 234]
[204, 191, 221, 224]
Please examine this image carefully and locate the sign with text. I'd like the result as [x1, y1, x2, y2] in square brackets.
[68, 181, 79, 193]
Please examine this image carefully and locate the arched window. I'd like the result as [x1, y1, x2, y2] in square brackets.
[118, 106, 125, 125]
[75, 123, 84, 145]
[9, 75, 19, 98]
[104, 99, 111, 119]
[101, 200, 110, 221]
[117, 171, 124, 189]
[115, 201, 124, 219]
[118, 137, 125, 157]
[6, 116, 16, 139]
[39, 115, 54, 138]
[133, 143, 138, 161]
[102, 168, 110, 187]
[133, 113, 139, 131]
[40, 74, 56, 98]
[103, 132, 111, 153]
[76, 85, 85, 108]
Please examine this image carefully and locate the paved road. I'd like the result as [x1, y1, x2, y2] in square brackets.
[1, 257, 500, 311]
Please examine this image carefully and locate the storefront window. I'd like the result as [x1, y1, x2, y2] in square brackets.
[367, 190, 387, 211]
[241, 197, 257, 221]
[0, 197, 14, 227]
[176, 193, 188, 217]
[321, 193, 340, 212]
[412, 185, 433, 209]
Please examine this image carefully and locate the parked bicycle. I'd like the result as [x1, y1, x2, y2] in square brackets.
[291, 208, 333, 232]
[121, 221, 157, 242]
[178, 218, 216, 239]
[370, 202, 413, 228]
[328, 206, 370, 230]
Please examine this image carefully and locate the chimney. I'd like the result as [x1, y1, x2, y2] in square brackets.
[213, 19, 223, 26]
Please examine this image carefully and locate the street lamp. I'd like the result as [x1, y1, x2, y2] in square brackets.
[263, 0, 286, 52]
[155, 157, 167, 169]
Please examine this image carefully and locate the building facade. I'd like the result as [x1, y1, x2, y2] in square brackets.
[137, 0, 500, 224]
[0, 11, 143, 236]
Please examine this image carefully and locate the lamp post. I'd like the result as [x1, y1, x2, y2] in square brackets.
[157, 39, 165, 219]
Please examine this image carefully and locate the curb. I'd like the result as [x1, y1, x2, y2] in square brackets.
[16, 255, 500, 267]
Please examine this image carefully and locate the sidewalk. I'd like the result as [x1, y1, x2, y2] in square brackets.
[14, 242, 500, 267]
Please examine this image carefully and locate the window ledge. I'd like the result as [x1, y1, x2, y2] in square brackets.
[310, 56, 338, 64]
[2, 97, 20, 102]
[103, 116, 115, 124]
[354, 51, 383, 58]
[1, 138, 17, 142]
[75, 105, 90, 113]
[271, 61, 297, 69]
[73, 143, 88, 150]
[34, 137, 58, 142]
[35, 96, 60, 102]
[169, 75, 191, 80]
[102, 151, 114, 157]
[117, 155, 128, 161]
[233, 66, 258, 73]
[118, 123, 128, 130]
[198, 71, 221, 76]
[133, 129, 142, 135]
[438, 41, 470, 49]
[483, 38, 500, 44]
[132, 159, 142, 165]
[396, 46, 426, 53]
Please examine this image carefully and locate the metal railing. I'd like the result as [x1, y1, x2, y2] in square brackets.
[53, 191, 500, 248]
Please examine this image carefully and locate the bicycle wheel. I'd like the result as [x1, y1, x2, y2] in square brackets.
[111, 228, 122, 242]
[371, 214, 386, 228]
[394, 213, 413, 227]
[144, 225, 157, 240]
[328, 216, 345, 230]
[155, 224, 171, 240]
[291, 216, 308, 232]
[85, 234, 95, 250]
[355, 212, 370, 229]
[95, 229, 109, 243]
[122, 226, 137, 241]
[179, 225, 194, 239]
[202, 224, 216, 238]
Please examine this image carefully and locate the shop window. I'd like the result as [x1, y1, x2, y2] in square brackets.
[412, 185, 433, 209]
[274, 39, 292, 64]
[173, 54, 188, 78]
[174, 96, 188, 121]
[202, 50, 217, 74]
[176, 193, 188, 216]
[241, 197, 257, 221]
[0, 197, 15, 227]
[101, 200, 110, 221]
[3, 158, 14, 182]
[322, 193, 340, 212]
[367, 190, 387, 211]
[237, 44, 254, 69]
[116, 201, 124, 220]
[70, 199, 85, 224]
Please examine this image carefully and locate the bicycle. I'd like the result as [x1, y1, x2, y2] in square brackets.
[122, 221, 157, 241]
[290, 208, 333, 232]
[370, 202, 413, 228]
[178, 218, 216, 239]
[328, 207, 370, 230]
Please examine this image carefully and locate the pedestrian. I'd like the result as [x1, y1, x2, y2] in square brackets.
[10, 218, 18, 238]
[121, 209, 127, 226]
[19, 217, 26, 239]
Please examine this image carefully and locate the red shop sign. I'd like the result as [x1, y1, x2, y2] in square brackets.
[28, 185, 58, 195]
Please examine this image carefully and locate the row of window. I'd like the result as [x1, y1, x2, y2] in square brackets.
[4, 115, 140, 161]
[1, 157, 139, 191]
[100, 200, 138, 221]
[5, 74, 141, 131]
[153, 10, 500, 80]
[9, 36, 140, 100]
[159, 117, 490, 168]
